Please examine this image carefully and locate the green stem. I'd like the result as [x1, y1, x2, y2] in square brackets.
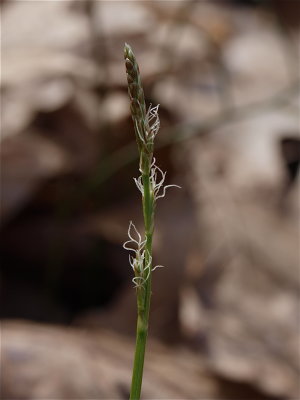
[130, 172, 154, 400]
[130, 313, 147, 400]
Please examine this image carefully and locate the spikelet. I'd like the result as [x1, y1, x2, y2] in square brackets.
[124, 43, 155, 174]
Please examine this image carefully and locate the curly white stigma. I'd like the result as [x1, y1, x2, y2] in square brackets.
[134, 104, 160, 147]
[123, 221, 163, 289]
[146, 104, 160, 141]
[134, 158, 181, 201]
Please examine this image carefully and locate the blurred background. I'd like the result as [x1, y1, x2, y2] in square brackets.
[1, 0, 299, 399]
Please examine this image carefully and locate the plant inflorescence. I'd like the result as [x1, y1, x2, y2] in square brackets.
[123, 43, 180, 400]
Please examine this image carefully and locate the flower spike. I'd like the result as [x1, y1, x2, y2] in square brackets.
[124, 43, 181, 398]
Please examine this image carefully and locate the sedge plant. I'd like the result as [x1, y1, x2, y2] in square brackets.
[123, 44, 180, 399]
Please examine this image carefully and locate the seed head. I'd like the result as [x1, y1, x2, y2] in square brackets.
[124, 43, 161, 175]
[124, 44, 147, 150]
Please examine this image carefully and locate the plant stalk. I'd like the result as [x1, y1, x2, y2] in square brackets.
[124, 43, 158, 400]
[130, 172, 154, 399]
